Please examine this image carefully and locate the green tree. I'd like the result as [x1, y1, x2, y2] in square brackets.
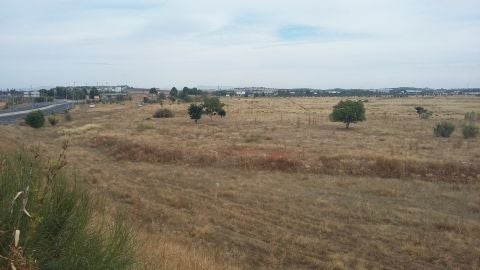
[330, 100, 366, 128]
[170, 87, 178, 98]
[89, 88, 100, 100]
[188, 103, 203, 124]
[149, 88, 158, 95]
[169, 87, 178, 104]
[203, 97, 225, 120]
[178, 89, 192, 102]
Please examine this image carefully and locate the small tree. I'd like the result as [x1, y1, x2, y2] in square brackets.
[188, 104, 203, 124]
[434, 121, 455, 138]
[203, 97, 225, 120]
[330, 100, 366, 128]
[149, 88, 158, 95]
[170, 87, 178, 98]
[89, 88, 100, 100]
[25, 110, 45, 128]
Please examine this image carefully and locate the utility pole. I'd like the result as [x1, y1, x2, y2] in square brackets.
[31, 85, 34, 109]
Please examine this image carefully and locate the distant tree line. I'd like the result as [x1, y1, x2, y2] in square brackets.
[168, 86, 204, 103]
[213, 87, 480, 98]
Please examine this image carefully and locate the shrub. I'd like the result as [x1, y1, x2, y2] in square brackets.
[153, 108, 174, 118]
[464, 111, 479, 122]
[415, 106, 432, 119]
[434, 121, 455, 137]
[48, 115, 58, 126]
[0, 147, 137, 270]
[64, 110, 72, 121]
[420, 111, 432, 119]
[25, 110, 45, 128]
[462, 124, 478, 139]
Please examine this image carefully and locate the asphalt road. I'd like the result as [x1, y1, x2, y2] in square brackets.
[0, 101, 75, 123]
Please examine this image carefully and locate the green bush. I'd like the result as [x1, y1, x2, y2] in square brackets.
[0, 147, 137, 270]
[434, 121, 455, 137]
[48, 115, 58, 126]
[462, 124, 478, 139]
[153, 108, 174, 118]
[25, 110, 45, 128]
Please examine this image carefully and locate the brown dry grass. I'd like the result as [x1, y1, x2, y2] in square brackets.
[1, 96, 479, 269]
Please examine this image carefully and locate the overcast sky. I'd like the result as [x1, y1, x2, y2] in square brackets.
[1, 0, 479, 89]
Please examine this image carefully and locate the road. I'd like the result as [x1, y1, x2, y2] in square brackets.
[0, 100, 75, 123]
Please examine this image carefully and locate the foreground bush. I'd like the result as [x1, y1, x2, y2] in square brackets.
[462, 124, 478, 139]
[153, 108, 174, 118]
[434, 121, 455, 137]
[25, 110, 45, 128]
[0, 146, 137, 270]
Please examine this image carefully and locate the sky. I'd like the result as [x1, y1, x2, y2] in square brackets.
[1, 0, 479, 89]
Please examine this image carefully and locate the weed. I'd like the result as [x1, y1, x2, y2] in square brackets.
[48, 115, 58, 126]
[153, 108, 174, 118]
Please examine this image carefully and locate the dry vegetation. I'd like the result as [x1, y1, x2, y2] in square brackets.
[1, 95, 479, 269]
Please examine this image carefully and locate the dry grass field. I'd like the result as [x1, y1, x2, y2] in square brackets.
[1, 96, 479, 269]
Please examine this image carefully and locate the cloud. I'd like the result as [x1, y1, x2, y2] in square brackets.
[0, 0, 479, 89]
[277, 25, 370, 42]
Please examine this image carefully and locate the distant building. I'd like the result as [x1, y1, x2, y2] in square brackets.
[23, 91, 40, 98]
